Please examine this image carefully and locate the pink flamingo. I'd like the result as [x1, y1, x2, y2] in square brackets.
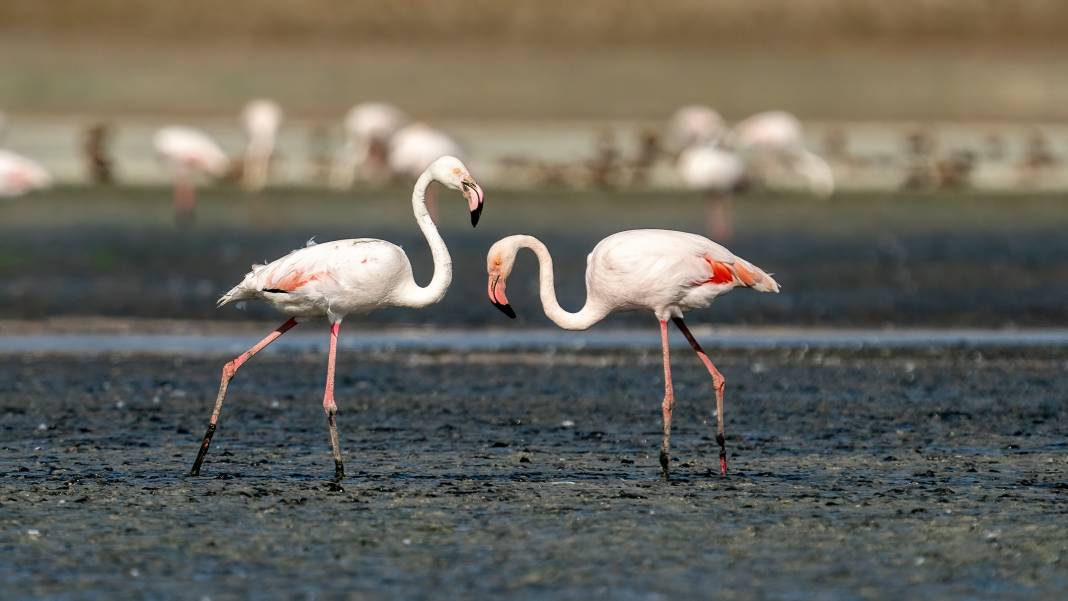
[666, 104, 727, 156]
[330, 102, 408, 189]
[726, 110, 834, 197]
[153, 126, 230, 223]
[240, 99, 283, 192]
[0, 149, 51, 197]
[486, 229, 779, 478]
[676, 145, 747, 240]
[190, 156, 485, 481]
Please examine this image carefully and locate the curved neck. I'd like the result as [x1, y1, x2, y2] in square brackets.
[519, 237, 606, 331]
[398, 170, 452, 307]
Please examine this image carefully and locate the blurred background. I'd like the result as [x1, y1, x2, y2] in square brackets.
[1, 0, 1067, 331]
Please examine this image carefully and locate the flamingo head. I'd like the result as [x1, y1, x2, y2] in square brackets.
[485, 236, 524, 319]
[428, 155, 484, 226]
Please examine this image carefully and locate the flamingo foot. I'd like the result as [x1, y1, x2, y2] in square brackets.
[659, 449, 670, 480]
[717, 433, 728, 476]
[189, 423, 216, 476]
[327, 411, 345, 482]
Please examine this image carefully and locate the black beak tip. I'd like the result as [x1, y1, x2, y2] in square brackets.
[493, 301, 516, 319]
[470, 203, 484, 227]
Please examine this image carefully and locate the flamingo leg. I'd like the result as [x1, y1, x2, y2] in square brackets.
[705, 191, 734, 241]
[174, 175, 196, 226]
[190, 317, 299, 476]
[323, 321, 346, 481]
[658, 319, 675, 480]
[672, 317, 729, 476]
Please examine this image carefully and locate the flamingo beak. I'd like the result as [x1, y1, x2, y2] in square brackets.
[488, 272, 515, 318]
[462, 178, 484, 227]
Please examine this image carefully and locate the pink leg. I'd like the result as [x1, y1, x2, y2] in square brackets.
[174, 176, 196, 226]
[190, 318, 299, 476]
[658, 320, 676, 479]
[323, 321, 345, 481]
[672, 317, 729, 476]
[706, 192, 734, 241]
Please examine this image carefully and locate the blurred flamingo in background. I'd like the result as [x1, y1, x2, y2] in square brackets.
[666, 105, 727, 157]
[190, 156, 485, 481]
[0, 149, 52, 197]
[388, 123, 465, 220]
[676, 145, 747, 240]
[153, 126, 229, 224]
[486, 229, 779, 479]
[240, 99, 283, 192]
[388, 123, 465, 178]
[330, 102, 408, 188]
[726, 110, 834, 197]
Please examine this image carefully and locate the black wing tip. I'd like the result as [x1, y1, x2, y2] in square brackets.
[492, 301, 516, 319]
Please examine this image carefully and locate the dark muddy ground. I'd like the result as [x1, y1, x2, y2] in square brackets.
[1, 347, 1065, 599]
[3, 187, 1068, 327]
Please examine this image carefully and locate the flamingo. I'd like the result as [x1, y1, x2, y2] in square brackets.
[189, 155, 485, 481]
[0, 149, 52, 197]
[240, 99, 283, 192]
[388, 123, 465, 179]
[329, 102, 408, 189]
[667, 105, 727, 156]
[153, 126, 230, 223]
[726, 110, 834, 197]
[485, 229, 779, 479]
[676, 145, 747, 240]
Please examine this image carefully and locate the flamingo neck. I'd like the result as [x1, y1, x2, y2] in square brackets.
[398, 170, 452, 308]
[518, 236, 606, 331]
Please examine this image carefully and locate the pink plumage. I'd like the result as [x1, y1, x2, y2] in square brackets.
[486, 229, 779, 478]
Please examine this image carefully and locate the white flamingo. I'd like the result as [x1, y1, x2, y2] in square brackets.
[667, 105, 727, 156]
[388, 123, 465, 221]
[388, 123, 465, 179]
[190, 156, 485, 481]
[676, 145, 747, 240]
[726, 110, 834, 197]
[330, 102, 408, 189]
[486, 229, 779, 478]
[240, 99, 283, 192]
[0, 149, 51, 198]
[153, 126, 230, 223]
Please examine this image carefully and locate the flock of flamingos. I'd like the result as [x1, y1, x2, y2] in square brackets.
[0, 101, 832, 236]
[0, 101, 887, 480]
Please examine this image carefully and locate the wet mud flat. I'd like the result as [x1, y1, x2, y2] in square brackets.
[1, 346, 1066, 599]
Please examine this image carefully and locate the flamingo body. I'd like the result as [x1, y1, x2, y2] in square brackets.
[344, 102, 408, 143]
[241, 99, 283, 190]
[489, 230, 777, 326]
[330, 102, 408, 188]
[729, 110, 804, 152]
[154, 126, 229, 177]
[190, 156, 485, 480]
[0, 149, 52, 197]
[389, 123, 464, 179]
[667, 105, 727, 153]
[219, 238, 425, 319]
[487, 229, 779, 478]
[727, 110, 834, 197]
[677, 146, 746, 192]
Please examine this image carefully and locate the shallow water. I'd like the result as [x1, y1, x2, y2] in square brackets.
[4, 327, 1068, 355]
[1, 348, 1066, 599]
